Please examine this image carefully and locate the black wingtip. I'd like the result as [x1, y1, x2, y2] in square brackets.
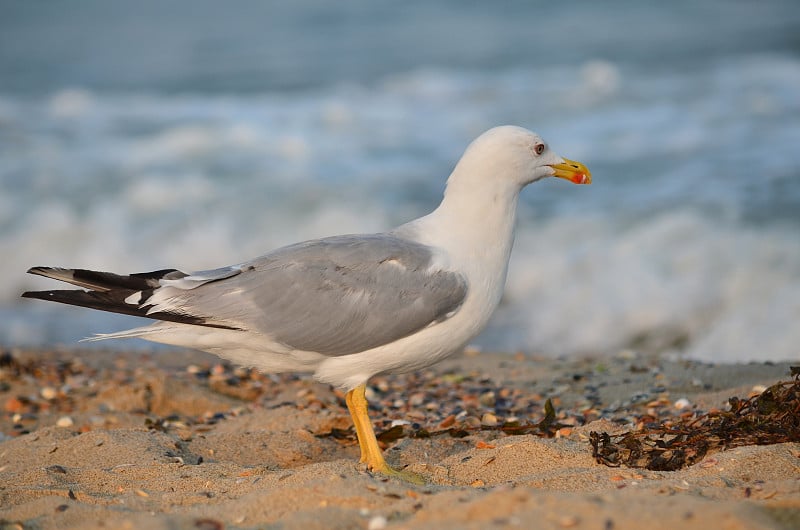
[20, 288, 242, 331]
[21, 290, 58, 300]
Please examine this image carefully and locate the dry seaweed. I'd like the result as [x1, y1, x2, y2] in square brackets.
[319, 397, 565, 445]
[372, 398, 564, 443]
[590, 369, 800, 471]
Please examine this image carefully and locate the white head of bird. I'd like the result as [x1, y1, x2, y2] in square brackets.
[444, 125, 591, 198]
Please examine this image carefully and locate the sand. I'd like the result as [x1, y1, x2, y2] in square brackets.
[1, 346, 798, 529]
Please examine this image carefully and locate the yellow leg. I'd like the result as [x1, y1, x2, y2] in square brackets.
[345, 384, 370, 463]
[345, 383, 424, 484]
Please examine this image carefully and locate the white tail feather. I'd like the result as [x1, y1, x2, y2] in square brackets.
[80, 325, 172, 342]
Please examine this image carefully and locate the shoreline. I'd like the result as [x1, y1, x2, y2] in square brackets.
[1, 347, 798, 529]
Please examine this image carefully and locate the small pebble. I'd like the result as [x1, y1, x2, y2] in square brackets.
[674, 398, 691, 410]
[406, 410, 425, 420]
[40, 387, 58, 400]
[56, 416, 74, 428]
[481, 413, 498, 426]
[186, 364, 201, 374]
[439, 415, 456, 428]
[479, 391, 496, 407]
[368, 515, 388, 530]
[556, 427, 573, 438]
[4, 397, 23, 413]
[409, 392, 425, 406]
[463, 416, 481, 428]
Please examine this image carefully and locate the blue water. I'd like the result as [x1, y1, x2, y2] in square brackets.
[2, 1, 799, 363]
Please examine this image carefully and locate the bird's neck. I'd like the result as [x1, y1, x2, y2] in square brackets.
[401, 180, 522, 270]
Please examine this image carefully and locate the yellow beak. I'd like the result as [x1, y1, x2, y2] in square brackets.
[549, 158, 592, 185]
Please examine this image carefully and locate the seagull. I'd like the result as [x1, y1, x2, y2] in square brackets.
[22, 125, 591, 482]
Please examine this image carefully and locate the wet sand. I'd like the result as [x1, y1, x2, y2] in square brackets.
[1, 347, 798, 529]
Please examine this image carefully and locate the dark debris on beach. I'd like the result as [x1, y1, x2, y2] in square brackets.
[590, 367, 800, 471]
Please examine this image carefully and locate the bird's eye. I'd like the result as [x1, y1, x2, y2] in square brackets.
[534, 143, 545, 155]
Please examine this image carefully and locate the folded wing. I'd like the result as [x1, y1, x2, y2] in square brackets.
[23, 234, 468, 356]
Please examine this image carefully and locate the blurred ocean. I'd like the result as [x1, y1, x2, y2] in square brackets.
[2, 0, 799, 363]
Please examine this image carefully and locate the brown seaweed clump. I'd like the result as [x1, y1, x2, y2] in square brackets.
[590, 367, 800, 471]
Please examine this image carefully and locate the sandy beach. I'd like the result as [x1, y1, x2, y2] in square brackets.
[1, 346, 798, 530]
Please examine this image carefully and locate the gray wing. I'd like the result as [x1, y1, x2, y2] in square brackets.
[151, 234, 468, 356]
